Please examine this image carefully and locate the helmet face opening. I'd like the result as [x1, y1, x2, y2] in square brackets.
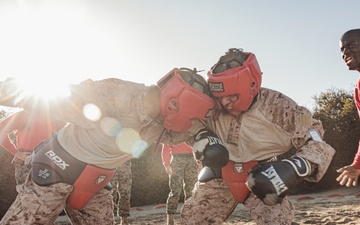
[208, 52, 262, 111]
[158, 68, 214, 132]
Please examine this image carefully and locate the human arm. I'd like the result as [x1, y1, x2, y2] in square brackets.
[336, 165, 360, 187]
[0, 78, 24, 106]
[0, 132, 17, 155]
[161, 144, 173, 175]
[0, 111, 27, 155]
[0, 78, 114, 128]
[259, 92, 335, 182]
[164, 165, 173, 176]
[336, 140, 360, 187]
[245, 123, 331, 206]
[245, 91, 336, 205]
[336, 81, 360, 187]
[193, 129, 229, 182]
[246, 116, 336, 205]
[292, 118, 336, 182]
[350, 140, 360, 169]
[0, 78, 83, 122]
[246, 156, 313, 205]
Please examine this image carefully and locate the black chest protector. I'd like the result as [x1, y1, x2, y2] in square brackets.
[31, 133, 115, 210]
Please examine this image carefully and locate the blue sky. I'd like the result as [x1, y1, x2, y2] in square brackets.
[0, 0, 358, 110]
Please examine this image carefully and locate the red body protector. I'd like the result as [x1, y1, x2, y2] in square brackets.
[66, 164, 115, 210]
[222, 160, 258, 203]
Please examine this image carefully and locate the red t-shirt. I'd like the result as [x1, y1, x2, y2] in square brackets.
[161, 142, 193, 166]
[351, 79, 360, 169]
[0, 110, 65, 155]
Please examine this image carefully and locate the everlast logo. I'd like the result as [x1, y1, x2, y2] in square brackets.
[45, 150, 70, 170]
[209, 82, 224, 93]
[207, 136, 227, 149]
[260, 165, 288, 195]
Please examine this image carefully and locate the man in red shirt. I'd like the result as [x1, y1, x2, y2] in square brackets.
[161, 142, 198, 225]
[337, 29, 360, 187]
[0, 110, 65, 187]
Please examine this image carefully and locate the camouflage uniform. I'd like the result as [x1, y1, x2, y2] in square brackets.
[12, 156, 31, 186]
[110, 159, 132, 218]
[181, 179, 294, 224]
[166, 154, 198, 214]
[181, 88, 336, 225]
[1, 176, 114, 225]
[0, 77, 206, 225]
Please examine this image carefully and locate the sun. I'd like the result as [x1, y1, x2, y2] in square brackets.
[16, 77, 71, 101]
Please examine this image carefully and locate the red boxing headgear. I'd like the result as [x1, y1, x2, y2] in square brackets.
[157, 68, 214, 132]
[207, 52, 262, 111]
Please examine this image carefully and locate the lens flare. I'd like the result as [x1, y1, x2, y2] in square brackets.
[83, 103, 101, 121]
[131, 140, 148, 158]
[101, 117, 122, 137]
[116, 128, 148, 157]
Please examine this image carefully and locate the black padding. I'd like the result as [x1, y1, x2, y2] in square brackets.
[202, 143, 229, 168]
[193, 128, 229, 169]
[31, 134, 86, 186]
[246, 157, 310, 206]
[198, 166, 222, 182]
[103, 182, 112, 191]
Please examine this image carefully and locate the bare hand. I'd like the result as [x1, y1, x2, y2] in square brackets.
[14, 151, 27, 161]
[165, 165, 173, 176]
[336, 165, 360, 187]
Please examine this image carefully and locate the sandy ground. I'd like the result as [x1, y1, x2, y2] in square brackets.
[55, 186, 360, 225]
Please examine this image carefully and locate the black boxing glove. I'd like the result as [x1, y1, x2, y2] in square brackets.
[197, 166, 222, 182]
[193, 129, 229, 182]
[246, 156, 312, 206]
[193, 129, 229, 169]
